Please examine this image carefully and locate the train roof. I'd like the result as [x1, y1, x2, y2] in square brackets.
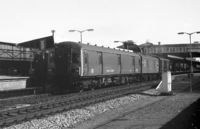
[57, 41, 140, 57]
[139, 54, 159, 60]
[149, 55, 170, 61]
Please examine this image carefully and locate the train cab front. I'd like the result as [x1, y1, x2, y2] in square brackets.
[55, 42, 81, 93]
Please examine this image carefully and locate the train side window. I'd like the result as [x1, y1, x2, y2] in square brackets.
[98, 52, 102, 65]
[143, 59, 147, 67]
[139, 58, 141, 65]
[132, 57, 135, 65]
[156, 61, 159, 70]
[72, 49, 80, 63]
[118, 55, 121, 65]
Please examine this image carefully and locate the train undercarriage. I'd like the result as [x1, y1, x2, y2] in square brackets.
[39, 73, 161, 94]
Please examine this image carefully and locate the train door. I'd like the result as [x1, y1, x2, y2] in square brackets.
[135, 56, 141, 73]
[84, 51, 103, 76]
[55, 45, 71, 76]
[71, 48, 81, 76]
[117, 54, 121, 74]
[132, 56, 135, 73]
[83, 51, 89, 75]
[98, 52, 103, 75]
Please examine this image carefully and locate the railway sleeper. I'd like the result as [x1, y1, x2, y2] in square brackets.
[8, 112, 18, 117]
[1, 118, 16, 127]
[18, 109, 27, 114]
[0, 114, 9, 120]
[41, 104, 51, 109]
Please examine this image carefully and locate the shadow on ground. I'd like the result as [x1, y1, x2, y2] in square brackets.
[160, 98, 200, 129]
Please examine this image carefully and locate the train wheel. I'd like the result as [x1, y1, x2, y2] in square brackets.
[90, 86, 95, 91]
[76, 83, 84, 92]
[126, 77, 130, 85]
[78, 86, 84, 92]
[89, 83, 96, 91]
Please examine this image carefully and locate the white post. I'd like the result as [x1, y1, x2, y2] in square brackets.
[156, 71, 172, 95]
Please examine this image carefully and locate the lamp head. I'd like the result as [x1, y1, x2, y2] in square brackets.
[69, 30, 76, 32]
[196, 31, 200, 34]
[87, 29, 94, 31]
[178, 32, 185, 35]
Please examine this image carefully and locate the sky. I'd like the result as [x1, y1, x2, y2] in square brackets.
[0, 0, 200, 47]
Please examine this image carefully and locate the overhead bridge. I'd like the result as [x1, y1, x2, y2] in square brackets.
[139, 43, 200, 59]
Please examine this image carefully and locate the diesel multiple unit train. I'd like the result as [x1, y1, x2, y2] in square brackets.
[27, 41, 170, 93]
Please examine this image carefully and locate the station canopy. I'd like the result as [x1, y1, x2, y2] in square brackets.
[18, 36, 54, 50]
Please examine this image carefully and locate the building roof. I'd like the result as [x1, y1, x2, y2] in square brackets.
[18, 36, 54, 49]
[0, 42, 16, 46]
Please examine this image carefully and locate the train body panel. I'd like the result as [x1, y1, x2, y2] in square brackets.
[121, 55, 135, 74]
[83, 50, 102, 76]
[102, 52, 121, 75]
[141, 55, 159, 73]
[79, 42, 141, 76]
[158, 57, 170, 73]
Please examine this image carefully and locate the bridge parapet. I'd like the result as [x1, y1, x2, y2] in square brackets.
[140, 43, 200, 58]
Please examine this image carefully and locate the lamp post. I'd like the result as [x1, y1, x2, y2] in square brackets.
[178, 31, 200, 92]
[69, 29, 94, 43]
[51, 30, 55, 36]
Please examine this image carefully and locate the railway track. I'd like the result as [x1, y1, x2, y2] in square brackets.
[0, 87, 43, 99]
[0, 94, 49, 109]
[0, 80, 160, 128]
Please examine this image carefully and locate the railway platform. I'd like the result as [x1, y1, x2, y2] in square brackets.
[0, 76, 28, 91]
[0, 76, 41, 99]
[75, 74, 200, 129]
[0, 76, 29, 80]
